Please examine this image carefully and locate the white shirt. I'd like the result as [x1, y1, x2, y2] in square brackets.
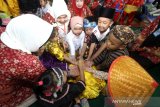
[92, 26, 110, 41]
[66, 31, 85, 56]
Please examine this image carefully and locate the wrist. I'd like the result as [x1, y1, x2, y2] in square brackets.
[70, 55, 75, 59]
[66, 64, 71, 77]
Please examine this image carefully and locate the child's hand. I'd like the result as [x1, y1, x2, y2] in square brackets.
[85, 67, 94, 73]
[68, 65, 80, 77]
[72, 60, 78, 65]
[63, 41, 69, 50]
[84, 60, 93, 68]
[77, 55, 83, 60]
[78, 58, 84, 66]
[78, 59, 85, 81]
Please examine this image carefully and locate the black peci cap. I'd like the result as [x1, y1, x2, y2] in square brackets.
[99, 6, 115, 19]
[93, 5, 115, 21]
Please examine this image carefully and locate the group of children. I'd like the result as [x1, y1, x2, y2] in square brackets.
[1, 0, 159, 107]
[32, 0, 136, 107]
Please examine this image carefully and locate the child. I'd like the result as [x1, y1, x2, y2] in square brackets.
[39, 27, 79, 72]
[51, 0, 71, 39]
[36, 0, 52, 18]
[66, 16, 86, 60]
[41, 0, 71, 52]
[83, 16, 97, 59]
[86, 6, 115, 60]
[34, 60, 86, 107]
[42, 0, 71, 32]
[68, 0, 92, 17]
[86, 25, 135, 71]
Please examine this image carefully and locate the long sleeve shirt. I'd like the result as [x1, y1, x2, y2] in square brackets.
[93, 49, 129, 71]
[66, 31, 85, 56]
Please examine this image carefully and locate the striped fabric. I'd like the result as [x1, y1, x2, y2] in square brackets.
[93, 48, 129, 71]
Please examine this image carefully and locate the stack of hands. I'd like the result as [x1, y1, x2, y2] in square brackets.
[67, 59, 94, 77]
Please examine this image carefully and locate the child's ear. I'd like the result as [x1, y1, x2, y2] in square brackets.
[109, 21, 114, 27]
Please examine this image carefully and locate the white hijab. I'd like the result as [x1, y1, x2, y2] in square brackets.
[51, 0, 71, 36]
[51, 0, 71, 20]
[0, 14, 53, 54]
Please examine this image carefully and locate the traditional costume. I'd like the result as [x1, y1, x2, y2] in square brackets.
[66, 16, 85, 58]
[34, 68, 86, 107]
[0, 0, 20, 17]
[120, 0, 144, 25]
[93, 25, 135, 71]
[39, 37, 106, 99]
[83, 16, 97, 58]
[91, 6, 115, 44]
[108, 56, 159, 107]
[40, 17, 106, 99]
[68, 0, 93, 17]
[0, 14, 53, 106]
[130, 16, 160, 69]
[51, 0, 71, 39]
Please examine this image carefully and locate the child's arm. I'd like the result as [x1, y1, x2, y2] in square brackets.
[90, 42, 107, 61]
[86, 68, 108, 80]
[78, 32, 87, 59]
[86, 43, 96, 60]
[67, 36, 76, 60]
[78, 59, 85, 82]
[78, 43, 87, 59]
[64, 54, 78, 65]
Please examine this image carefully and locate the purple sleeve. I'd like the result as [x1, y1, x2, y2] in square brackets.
[39, 52, 68, 71]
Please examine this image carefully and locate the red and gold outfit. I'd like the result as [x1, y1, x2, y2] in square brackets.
[0, 41, 45, 107]
[120, 0, 144, 25]
[68, 0, 93, 17]
[131, 16, 160, 64]
[42, 12, 55, 24]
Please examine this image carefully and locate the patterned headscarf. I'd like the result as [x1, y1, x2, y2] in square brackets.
[111, 25, 135, 45]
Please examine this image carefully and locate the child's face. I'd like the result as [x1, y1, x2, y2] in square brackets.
[72, 24, 83, 36]
[85, 27, 94, 36]
[57, 15, 68, 24]
[98, 17, 112, 33]
[105, 32, 124, 50]
[39, 0, 47, 7]
[76, 0, 84, 8]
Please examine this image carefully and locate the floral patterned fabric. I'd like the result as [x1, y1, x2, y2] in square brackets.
[130, 16, 160, 64]
[0, 27, 6, 35]
[0, 40, 45, 107]
[42, 12, 55, 24]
